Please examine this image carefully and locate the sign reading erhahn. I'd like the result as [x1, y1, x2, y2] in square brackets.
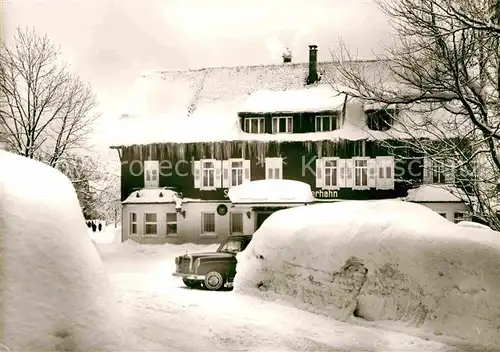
[312, 190, 338, 198]
[223, 188, 338, 199]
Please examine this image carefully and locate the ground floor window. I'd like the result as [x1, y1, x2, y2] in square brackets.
[144, 213, 157, 235]
[453, 212, 466, 223]
[166, 212, 177, 235]
[130, 212, 137, 235]
[202, 212, 216, 233]
[231, 213, 243, 234]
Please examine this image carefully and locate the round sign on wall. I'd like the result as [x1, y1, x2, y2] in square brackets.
[217, 204, 228, 216]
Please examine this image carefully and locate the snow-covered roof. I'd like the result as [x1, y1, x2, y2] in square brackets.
[227, 179, 314, 205]
[122, 188, 182, 205]
[239, 85, 345, 114]
[107, 59, 460, 147]
[405, 185, 466, 203]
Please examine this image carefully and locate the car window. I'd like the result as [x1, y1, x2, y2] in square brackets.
[219, 240, 242, 253]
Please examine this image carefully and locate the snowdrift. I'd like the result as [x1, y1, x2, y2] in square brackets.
[233, 200, 500, 349]
[0, 151, 127, 351]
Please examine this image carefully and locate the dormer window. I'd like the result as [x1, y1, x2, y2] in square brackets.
[315, 114, 338, 132]
[366, 109, 394, 131]
[272, 116, 293, 134]
[244, 117, 265, 133]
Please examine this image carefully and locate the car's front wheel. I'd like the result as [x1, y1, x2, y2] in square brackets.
[204, 271, 224, 291]
[183, 279, 200, 289]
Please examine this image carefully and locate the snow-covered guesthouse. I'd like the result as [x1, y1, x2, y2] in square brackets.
[110, 45, 471, 244]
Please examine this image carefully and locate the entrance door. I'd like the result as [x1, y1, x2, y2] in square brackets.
[255, 212, 272, 231]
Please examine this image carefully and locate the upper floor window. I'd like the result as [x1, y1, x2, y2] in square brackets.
[230, 160, 244, 187]
[366, 109, 394, 131]
[423, 157, 454, 184]
[316, 157, 394, 190]
[194, 159, 222, 190]
[222, 159, 251, 188]
[244, 117, 265, 133]
[272, 116, 293, 134]
[144, 160, 159, 188]
[315, 115, 338, 132]
[265, 157, 283, 179]
[324, 158, 339, 188]
[354, 158, 369, 188]
[202, 160, 215, 189]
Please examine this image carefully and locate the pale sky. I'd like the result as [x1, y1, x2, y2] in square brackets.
[3, 0, 393, 152]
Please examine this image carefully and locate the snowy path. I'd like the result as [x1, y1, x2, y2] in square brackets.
[97, 241, 471, 352]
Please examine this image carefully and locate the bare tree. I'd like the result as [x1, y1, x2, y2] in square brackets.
[0, 28, 98, 166]
[329, 0, 500, 230]
[55, 153, 120, 223]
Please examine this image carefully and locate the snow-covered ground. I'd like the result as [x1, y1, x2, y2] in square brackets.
[92, 226, 492, 351]
[3, 150, 497, 351]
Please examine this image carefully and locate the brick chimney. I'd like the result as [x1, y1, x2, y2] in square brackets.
[307, 45, 318, 84]
[282, 48, 292, 63]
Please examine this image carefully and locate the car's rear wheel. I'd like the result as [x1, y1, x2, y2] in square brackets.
[183, 279, 200, 289]
[204, 271, 224, 291]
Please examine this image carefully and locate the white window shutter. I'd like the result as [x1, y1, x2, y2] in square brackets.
[243, 159, 251, 183]
[375, 157, 383, 190]
[386, 156, 395, 189]
[265, 158, 271, 179]
[215, 160, 222, 188]
[345, 159, 354, 188]
[338, 159, 346, 188]
[193, 161, 201, 188]
[315, 158, 324, 188]
[367, 158, 376, 188]
[277, 158, 283, 179]
[222, 160, 230, 188]
[423, 157, 432, 183]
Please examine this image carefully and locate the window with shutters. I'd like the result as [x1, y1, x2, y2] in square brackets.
[230, 212, 244, 234]
[272, 116, 293, 133]
[201, 212, 216, 234]
[265, 157, 283, 179]
[243, 117, 265, 133]
[323, 158, 338, 188]
[230, 160, 244, 186]
[144, 213, 157, 236]
[201, 160, 216, 189]
[144, 160, 159, 188]
[129, 212, 138, 236]
[166, 213, 177, 236]
[353, 158, 369, 188]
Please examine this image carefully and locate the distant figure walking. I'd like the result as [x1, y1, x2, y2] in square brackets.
[98, 223, 102, 232]
[91, 222, 97, 232]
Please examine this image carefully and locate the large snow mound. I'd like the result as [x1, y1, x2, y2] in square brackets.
[0, 151, 127, 351]
[233, 200, 500, 349]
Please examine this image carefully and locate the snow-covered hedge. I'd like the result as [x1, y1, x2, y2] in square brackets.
[0, 151, 126, 351]
[234, 200, 500, 349]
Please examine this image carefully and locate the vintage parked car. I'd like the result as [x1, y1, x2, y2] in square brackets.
[172, 235, 253, 291]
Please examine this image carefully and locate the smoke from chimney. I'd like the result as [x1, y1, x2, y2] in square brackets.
[265, 36, 287, 61]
